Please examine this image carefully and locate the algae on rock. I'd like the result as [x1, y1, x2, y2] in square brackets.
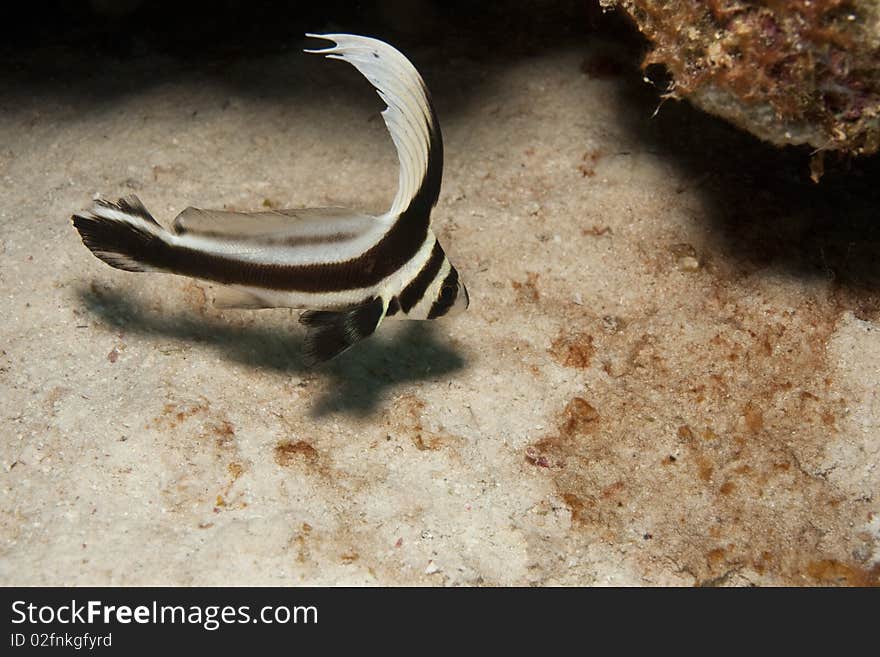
[604, 0, 880, 156]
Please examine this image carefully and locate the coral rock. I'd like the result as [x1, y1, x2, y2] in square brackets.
[604, 0, 880, 155]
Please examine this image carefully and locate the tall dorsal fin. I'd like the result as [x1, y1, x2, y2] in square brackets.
[305, 33, 443, 222]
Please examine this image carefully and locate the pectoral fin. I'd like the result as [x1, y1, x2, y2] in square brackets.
[299, 296, 386, 365]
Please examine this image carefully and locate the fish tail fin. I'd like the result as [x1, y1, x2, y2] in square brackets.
[299, 296, 386, 365]
[71, 196, 169, 273]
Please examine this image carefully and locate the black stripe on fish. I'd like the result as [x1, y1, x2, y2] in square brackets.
[299, 296, 385, 364]
[428, 267, 459, 319]
[72, 36, 445, 296]
[161, 217, 431, 292]
[398, 241, 444, 313]
[73, 202, 434, 293]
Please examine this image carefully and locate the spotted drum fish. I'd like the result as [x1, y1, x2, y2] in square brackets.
[72, 33, 468, 364]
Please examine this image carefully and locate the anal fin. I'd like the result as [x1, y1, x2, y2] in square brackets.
[299, 296, 385, 365]
[211, 286, 274, 309]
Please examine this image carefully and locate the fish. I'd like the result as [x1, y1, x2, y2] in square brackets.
[71, 33, 468, 365]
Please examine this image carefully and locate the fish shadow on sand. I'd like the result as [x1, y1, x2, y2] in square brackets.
[77, 285, 467, 418]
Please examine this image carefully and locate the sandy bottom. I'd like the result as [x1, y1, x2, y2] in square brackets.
[1, 23, 879, 585]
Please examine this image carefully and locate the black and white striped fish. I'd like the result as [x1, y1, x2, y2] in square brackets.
[71, 33, 468, 364]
